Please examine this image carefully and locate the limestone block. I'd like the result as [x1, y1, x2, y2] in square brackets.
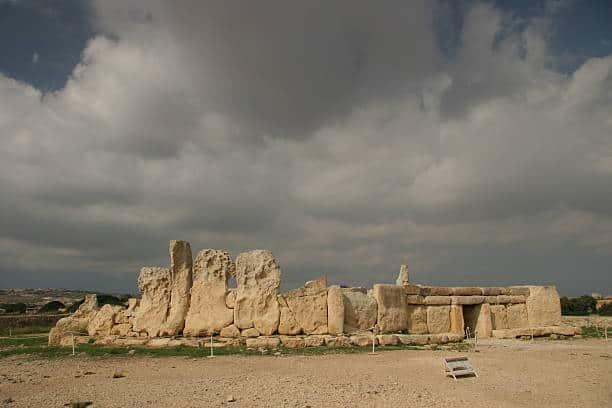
[395, 334, 428, 345]
[234, 250, 281, 335]
[506, 303, 528, 328]
[48, 316, 90, 346]
[246, 337, 280, 349]
[450, 287, 484, 296]
[406, 295, 425, 304]
[184, 249, 235, 336]
[324, 336, 351, 347]
[220, 324, 240, 338]
[342, 289, 378, 333]
[372, 284, 408, 333]
[161, 240, 193, 336]
[474, 303, 492, 338]
[402, 285, 422, 295]
[482, 287, 504, 296]
[327, 286, 345, 335]
[147, 338, 171, 347]
[424, 296, 452, 305]
[490, 305, 508, 329]
[284, 277, 328, 335]
[226, 289, 236, 309]
[304, 335, 326, 347]
[484, 296, 498, 304]
[508, 295, 526, 304]
[377, 334, 399, 346]
[450, 296, 484, 305]
[508, 286, 531, 296]
[110, 323, 132, 336]
[396, 264, 410, 285]
[278, 302, 302, 335]
[88, 304, 117, 337]
[526, 286, 562, 327]
[449, 305, 464, 335]
[420, 287, 453, 296]
[241, 328, 260, 338]
[134, 266, 172, 337]
[426, 306, 450, 334]
[280, 336, 305, 348]
[496, 295, 513, 304]
[127, 298, 139, 311]
[350, 334, 377, 347]
[114, 310, 129, 324]
[406, 305, 428, 334]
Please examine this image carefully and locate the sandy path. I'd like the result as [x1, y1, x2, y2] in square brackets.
[1, 338, 610, 407]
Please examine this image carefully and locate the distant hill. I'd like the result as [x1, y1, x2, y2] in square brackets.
[0, 288, 134, 313]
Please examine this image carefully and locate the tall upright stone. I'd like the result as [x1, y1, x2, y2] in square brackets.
[161, 240, 193, 336]
[396, 264, 410, 286]
[234, 250, 281, 335]
[184, 249, 235, 336]
[134, 267, 172, 337]
[526, 286, 562, 327]
[327, 286, 345, 335]
[449, 304, 464, 335]
[284, 277, 328, 335]
[373, 284, 408, 333]
[343, 288, 378, 333]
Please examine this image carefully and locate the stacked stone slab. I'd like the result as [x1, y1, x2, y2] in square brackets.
[49, 241, 577, 348]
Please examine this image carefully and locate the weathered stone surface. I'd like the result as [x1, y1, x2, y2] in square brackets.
[343, 289, 377, 333]
[110, 323, 132, 337]
[279, 336, 305, 348]
[490, 305, 508, 329]
[420, 287, 453, 296]
[406, 305, 428, 334]
[426, 306, 450, 334]
[450, 287, 484, 296]
[474, 303, 492, 338]
[484, 296, 498, 304]
[127, 298, 139, 311]
[161, 240, 193, 336]
[184, 249, 234, 336]
[496, 295, 513, 304]
[396, 264, 410, 285]
[225, 289, 236, 309]
[234, 250, 281, 336]
[449, 305, 464, 335]
[277, 295, 301, 335]
[350, 334, 377, 347]
[506, 303, 528, 329]
[405, 295, 425, 304]
[372, 284, 407, 333]
[424, 296, 452, 305]
[284, 277, 328, 335]
[305, 335, 326, 347]
[220, 324, 240, 338]
[450, 296, 485, 305]
[133, 267, 171, 337]
[396, 333, 428, 345]
[508, 295, 526, 304]
[58, 335, 91, 347]
[377, 334, 399, 346]
[246, 337, 280, 349]
[508, 286, 531, 296]
[241, 327, 260, 337]
[323, 335, 350, 347]
[482, 287, 504, 296]
[492, 325, 579, 339]
[526, 286, 562, 327]
[402, 285, 422, 295]
[48, 294, 99, 346]
[327, 286, 344, 335]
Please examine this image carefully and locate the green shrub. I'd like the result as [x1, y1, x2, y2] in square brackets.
[598, 303, 612, 316]
[37, 301, 66, 313]
[0, 303, 27, 314]
[561, 296, 597, 316]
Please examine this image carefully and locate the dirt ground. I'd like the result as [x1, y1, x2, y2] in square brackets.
[1, 338, 610, 408]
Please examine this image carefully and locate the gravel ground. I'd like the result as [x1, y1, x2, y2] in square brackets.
[1, 338, 610, 407]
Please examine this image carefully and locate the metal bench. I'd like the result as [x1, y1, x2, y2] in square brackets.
[443, 356, 478, 380]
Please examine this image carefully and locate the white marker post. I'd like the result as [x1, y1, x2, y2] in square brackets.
[369, 324, 379, 356]
[72, 334, 76, 356]
[208, 335, 215, 358]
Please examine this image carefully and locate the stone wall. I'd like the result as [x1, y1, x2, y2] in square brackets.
[48, 241, 578, 347]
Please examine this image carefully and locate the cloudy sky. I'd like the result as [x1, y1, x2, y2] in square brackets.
[0, 0, 611, 295]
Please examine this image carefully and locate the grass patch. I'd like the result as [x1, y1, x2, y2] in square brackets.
[580, 325, 612, 339]
[0, 325, 54, 336]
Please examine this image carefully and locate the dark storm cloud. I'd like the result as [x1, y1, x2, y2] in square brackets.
[0, 0, 611, 295]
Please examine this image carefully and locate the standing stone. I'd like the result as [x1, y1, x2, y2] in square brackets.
[449, 305, 464, 335]
[48, 294, 99, 346]
[396, 264, 409, 286]
[87, 304, 118, 337]
[184, 249, 235, 336]
[474, 303, 492, 338]
[161, 240, 193, 336]
[373, 284, 408, 333]
[343, 289, 378, 333]
[234, 250, 281, 335]
[406, 305, 428, 334]
[490, 304, 508, 329]
[526, 286, 562, 327]
[506, 303, 528, 329]
[327, 286, 345, 335]
[426, 306, 450, 334]
[277, 295, 302, 335]
[134, 267, 172, 337]
[284, 277, 328, 335]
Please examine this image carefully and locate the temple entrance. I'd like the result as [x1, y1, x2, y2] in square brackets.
[463, 305, 479, 336]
